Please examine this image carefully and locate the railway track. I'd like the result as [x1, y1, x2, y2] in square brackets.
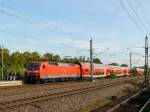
[139, 98, 150, 112]
[0, 76, 143, 97]
[106, 87, 150, 112]
[0, 80, 133, 111]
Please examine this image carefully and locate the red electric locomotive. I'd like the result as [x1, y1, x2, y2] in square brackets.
[25, 61, 81, 83]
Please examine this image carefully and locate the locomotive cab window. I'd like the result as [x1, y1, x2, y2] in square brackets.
[27, 63, 39, 70]
[43, 65, 45, 69]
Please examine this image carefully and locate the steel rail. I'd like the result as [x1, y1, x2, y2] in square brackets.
[0, 76, 142, 97]
[139, 98, 150, 112]
[0, 81, 126, 110]
[106, 87, 149, 112]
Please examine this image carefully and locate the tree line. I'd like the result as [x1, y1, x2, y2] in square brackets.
[0, 48, 102, 78]
[0, 48, 130, 79]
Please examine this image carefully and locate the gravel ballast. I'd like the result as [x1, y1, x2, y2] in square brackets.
[1, 76, 143, 112]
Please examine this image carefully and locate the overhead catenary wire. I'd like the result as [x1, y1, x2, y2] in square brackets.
[0, 1, 58, 29]
[32, 0, 90, 32]
[132, 58, 143, 65]
[126, 0, 150, 35]
[33, 0, 108, 45]
[0, 0, 135, 65]
[118, 0, 146, 35]
[0, 1, 89, 42]
[94, 48, 110, 56]
[0, 27, 42, 42]
[136, 0, 150, 29]
[31, 0, 90, 42]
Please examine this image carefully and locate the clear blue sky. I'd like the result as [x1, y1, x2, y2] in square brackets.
[0, 0, 149, 66]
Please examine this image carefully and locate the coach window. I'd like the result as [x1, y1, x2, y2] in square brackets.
[43, 65, 45, 69]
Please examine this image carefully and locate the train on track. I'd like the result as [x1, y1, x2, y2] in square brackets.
[25, 61, 143, 83]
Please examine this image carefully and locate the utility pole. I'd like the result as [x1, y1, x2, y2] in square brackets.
[130, 51, 132, 75]
[90, 38, 94, 81]
[0, 45, 4, 80]
[126, 48, 132, 75]
[144, 35, 149, 85]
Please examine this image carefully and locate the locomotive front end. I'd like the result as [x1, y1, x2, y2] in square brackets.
[25, 62, 40, 83]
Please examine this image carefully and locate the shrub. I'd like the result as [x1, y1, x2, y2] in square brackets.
[132, 68, 138, 76]
[123, 74, 128, 77]
[110, 73, 117, 79]
[82, 77, 93, 81]
[96, 77, 104, 80]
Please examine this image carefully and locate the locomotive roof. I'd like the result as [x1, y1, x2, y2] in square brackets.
[48, 62, 77, 66]
[57, 63, 77, 66]
[30, 61, 77, 66]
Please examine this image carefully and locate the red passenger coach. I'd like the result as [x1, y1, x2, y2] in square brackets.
[93, 64, 106, 77]
[107, 65, 130, 76]
[79, 63, 90, 77]
[78, 63, 106, 78]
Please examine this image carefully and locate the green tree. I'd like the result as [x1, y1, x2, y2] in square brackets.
[31, 52, 41, 61]
[53, 55, 61, 62]
[23, 52, 32, 65]
[109, 63, 119, 66]
[43, 53, 53, 61]
[121, 64, 128, 67]
[93, 58, 102, 64]
[62, 58, 69, 63]
[132, 68, 138, 76]
[0, 48, 10, 78]
[73, 57, 80, 63]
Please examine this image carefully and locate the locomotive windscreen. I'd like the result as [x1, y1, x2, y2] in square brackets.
[27, 63, 39, 70]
